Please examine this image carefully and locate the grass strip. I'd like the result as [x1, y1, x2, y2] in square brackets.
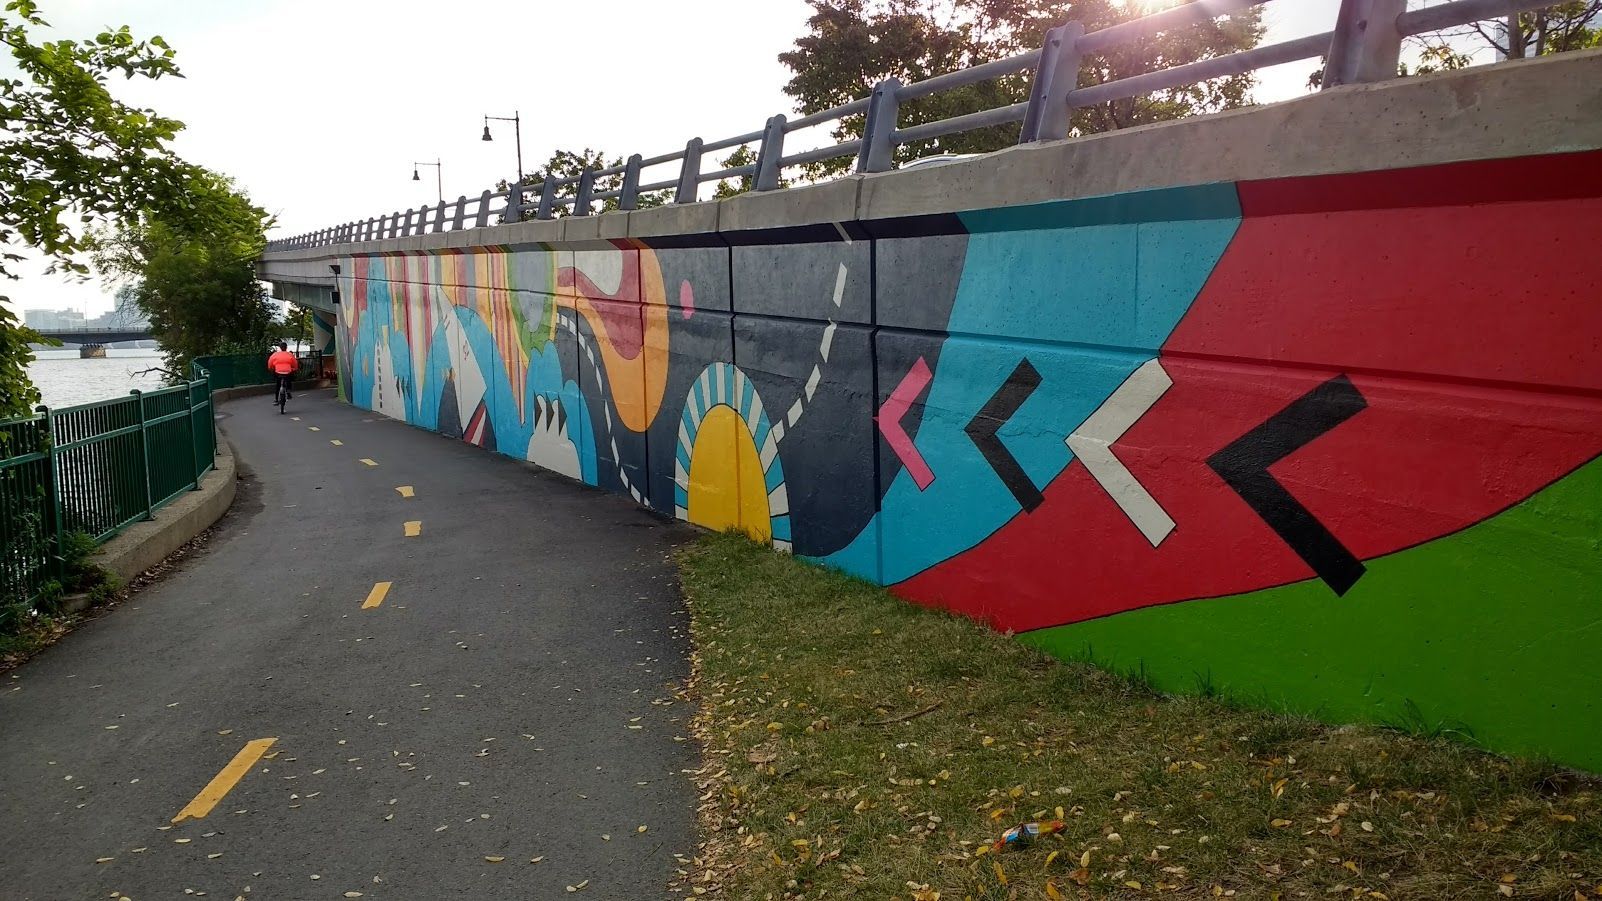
[678, 533, 1601, 900]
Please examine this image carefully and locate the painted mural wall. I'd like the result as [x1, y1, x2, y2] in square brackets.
[336, 150, 1602, 770]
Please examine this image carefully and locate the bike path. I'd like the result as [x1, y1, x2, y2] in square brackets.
[0, 389, 698, 899]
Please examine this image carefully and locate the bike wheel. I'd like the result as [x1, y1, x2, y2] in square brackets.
[278, 384, 287, 414]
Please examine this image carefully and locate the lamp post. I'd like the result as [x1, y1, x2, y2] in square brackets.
[412, 158, 442, 203]
[482, 111, 523, 184]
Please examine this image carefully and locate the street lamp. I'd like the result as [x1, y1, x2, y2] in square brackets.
[482, 111, 523, 184]
[412, 158, 442, 203]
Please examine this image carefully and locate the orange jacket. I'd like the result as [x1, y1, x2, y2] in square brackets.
[267, 350, 297, 375]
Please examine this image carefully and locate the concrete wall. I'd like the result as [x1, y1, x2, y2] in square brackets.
[265, 51, 1602, 770]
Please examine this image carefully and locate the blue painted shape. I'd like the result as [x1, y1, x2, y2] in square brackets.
[826, 184, 1241, 584]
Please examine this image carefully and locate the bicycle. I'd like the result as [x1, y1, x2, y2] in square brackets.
[275, 375, 291, 414]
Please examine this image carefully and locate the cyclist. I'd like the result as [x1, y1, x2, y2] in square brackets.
[267, 341, 298, 404]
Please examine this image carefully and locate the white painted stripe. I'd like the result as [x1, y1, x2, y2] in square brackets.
[831, 262, 848, 307]
[610, 437, 620, 460]
[773, 539, 793, 554]
[803, 364, 822, 402]
[759, 433, 779, 469]
[787, 398, 804, 427]
[767, 482, 789, 517]
[677, 421, 692, 456]
[1064, 358, 1176, 547]
[770, 420, 786, 444]
[819, 321, 837, 362]
[832, 221, 852, 243]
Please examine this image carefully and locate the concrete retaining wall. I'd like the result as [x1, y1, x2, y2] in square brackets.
[264, 52, 1602, 770]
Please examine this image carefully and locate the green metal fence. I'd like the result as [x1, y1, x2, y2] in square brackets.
[193, 351, 329, 391]
[0, 372, 217, 610]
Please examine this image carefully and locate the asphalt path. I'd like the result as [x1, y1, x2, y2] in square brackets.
[0, 388, 698, 900]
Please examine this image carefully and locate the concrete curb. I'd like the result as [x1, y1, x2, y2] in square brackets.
[91, 438, 238, 585]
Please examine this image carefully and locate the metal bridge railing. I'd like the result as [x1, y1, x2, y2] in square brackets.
[265, 0, 1561, 252]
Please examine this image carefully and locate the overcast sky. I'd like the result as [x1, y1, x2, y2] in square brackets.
[8, 0, 1355, 316]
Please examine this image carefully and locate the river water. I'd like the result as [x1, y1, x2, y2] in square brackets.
[27, 349, 168, 408]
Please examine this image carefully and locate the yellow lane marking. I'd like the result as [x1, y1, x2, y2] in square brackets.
[362, 581, 392, 610]
[172, 738, 276, 824]
[308, 426, 320, 432]
[330, 440, 343, 446]
[396, 486, 415, 498]
[403, 521, 422, 538]
[360, 458, 378, 467]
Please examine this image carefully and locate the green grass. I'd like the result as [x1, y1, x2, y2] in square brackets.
[677, 533, 1602, 900]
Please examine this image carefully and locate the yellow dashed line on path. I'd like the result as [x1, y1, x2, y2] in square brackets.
[330, 440, 343, 446]
[171, 737, 276, 824]
[360, 458, 378, 467]
[362, 581, 392, 610]
[396, 486, 415, 498]
[403, 521, 422, 538]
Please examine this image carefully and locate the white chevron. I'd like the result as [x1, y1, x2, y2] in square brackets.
[1065, 358, 1176, 548]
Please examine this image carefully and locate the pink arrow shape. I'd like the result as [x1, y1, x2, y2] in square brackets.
[876, 356, 936, 490]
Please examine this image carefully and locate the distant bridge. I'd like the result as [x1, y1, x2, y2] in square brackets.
[34, 327, 154, 345]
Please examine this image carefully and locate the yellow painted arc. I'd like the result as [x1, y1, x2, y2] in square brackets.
[685, 405, 771, 542]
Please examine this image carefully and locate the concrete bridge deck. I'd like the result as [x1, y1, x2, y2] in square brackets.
[0, 390, 697, 899]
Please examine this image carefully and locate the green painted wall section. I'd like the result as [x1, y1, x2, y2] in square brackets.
[1021, 456, 1602, 770]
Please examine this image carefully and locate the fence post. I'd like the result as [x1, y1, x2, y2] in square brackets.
[536, 178, 557, 220]
[753, 114, 787, 191]
[1321, 0, 1405, 87]
[1020, 21, 1084, 143]
[619, 154, 643, 211]
[505, 182, 524, 223]
[856, 78, 902, 173]
[452, 195, 468, 230]
[131, 390, 153, 520]
[474, 190, 493, 227]
[35, 404, 63, 584]
[674, 137, 703, 205]
[432, 201, 447, 232]
[184, 384, 200, 491]
[573, 169, 596, 216]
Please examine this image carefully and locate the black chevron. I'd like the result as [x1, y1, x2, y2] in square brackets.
[964, 358, 1045, 512]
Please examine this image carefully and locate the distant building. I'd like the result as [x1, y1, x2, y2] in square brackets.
[22, 293, 149, 333]
[23, 308, 87, 331]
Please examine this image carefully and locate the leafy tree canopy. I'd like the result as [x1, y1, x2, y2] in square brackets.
[0, 0, 196, 417]
[779, 0, 1264, 174]
[91, 168, 277, 380]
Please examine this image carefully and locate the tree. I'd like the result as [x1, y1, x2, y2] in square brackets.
[779, 0, 1264, 176]
[0, 0, 194, 418]
[91, 169, 276, 379]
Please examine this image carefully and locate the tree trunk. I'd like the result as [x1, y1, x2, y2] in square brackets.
[1505, 13, 1528, 58]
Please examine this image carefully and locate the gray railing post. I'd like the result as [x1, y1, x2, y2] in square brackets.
[474, 190, 492, 227]
[505, 182, 524, 223]
[753, 114, 787, 191]
[855, 78, 902, 173]
[1020, 21, 1085, 143]
[1322, 0, 1406, 87]
[674, 138, 703, 205]
[619, 154, 643, 211]
[391, 212, 403, 238]
[410, 207, 423, 236]
[537, 178, 557, 220]
[452, 195, 467, 230]
[573, 169, 596, 216]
